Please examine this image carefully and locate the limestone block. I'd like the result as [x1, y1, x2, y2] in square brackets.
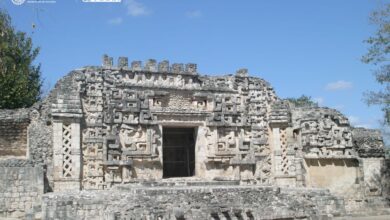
[118, 57, 128, 69]
[131, 61, 142, 71]
[102, 54, 113, 67]
[158, 60, 169, 72]
[185, 63, 197, 74]
[171, 63, 183, 73]
[144, 59, 157, 72]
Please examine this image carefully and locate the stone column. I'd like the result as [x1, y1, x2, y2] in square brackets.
[71, 121, 81, 183]
[52, 120, 63, 186]
[362, 158, 384, 196]
[52, 117, 82, 191]
[271, 127, 282, 176]
[271, 125, 297, 186]
[269, 101, 296, 186]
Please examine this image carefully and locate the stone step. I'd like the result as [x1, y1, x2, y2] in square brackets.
[42, 185, 346, 220]
[334, 214, 390, 220]
[113, 179, 241, 188]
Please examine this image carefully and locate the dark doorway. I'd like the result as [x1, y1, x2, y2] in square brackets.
[163, 127, 196, 178]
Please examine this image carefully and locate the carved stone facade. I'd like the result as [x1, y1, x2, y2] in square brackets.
[59, 57, 282, 189]
[0, 55, 389, 219]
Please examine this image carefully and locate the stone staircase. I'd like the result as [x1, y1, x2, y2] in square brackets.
[41, 181, 347, 220]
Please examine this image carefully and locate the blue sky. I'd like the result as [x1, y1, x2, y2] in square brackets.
[1, 0, 388, 129]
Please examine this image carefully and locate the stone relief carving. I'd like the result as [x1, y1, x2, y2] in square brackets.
[48, 56, 386, 190]
[291, 108, 355, 159]
[352, 127, 385, 158]
[3, 56, 390, 219]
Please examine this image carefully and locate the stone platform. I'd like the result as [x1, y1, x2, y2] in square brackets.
[42, 180, 346, 220]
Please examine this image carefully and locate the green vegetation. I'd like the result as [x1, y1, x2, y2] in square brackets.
[285, 95, 318, 107]
[362, 4, 390, 124]
[0, 9, 42, 109]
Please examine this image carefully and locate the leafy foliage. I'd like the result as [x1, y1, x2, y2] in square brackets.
[362, 4, 390, 124]
[284, 95, 318, 107]
[0, 9, 42, 109]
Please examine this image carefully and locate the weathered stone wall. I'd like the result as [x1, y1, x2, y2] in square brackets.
[304, 158, 361, 196]
[0, 163, 44, 219]
[0, 109, 30, 157]
[0, 110, 44, 217]
[0, 106, 54, 186]
[0, 103, 54, 218]
[352, 128, 387, 198]
[42, 183, 345, 220]
[28, 109, 53, 167]
[382, 159, 390, 198]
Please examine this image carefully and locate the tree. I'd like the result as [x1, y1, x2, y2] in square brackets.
[284, 95, 318, 107]
[0, 9, 42, 109]
[362, 4, 390, 124]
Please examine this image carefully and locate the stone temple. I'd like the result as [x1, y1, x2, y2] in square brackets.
[0, 55, 389, 219]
